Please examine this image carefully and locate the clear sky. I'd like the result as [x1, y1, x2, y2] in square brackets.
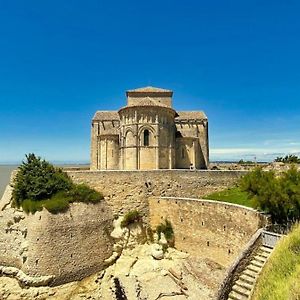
[0, 0, 299, 163]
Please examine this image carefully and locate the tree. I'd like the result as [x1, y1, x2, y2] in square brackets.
[240, 166, 300, 223]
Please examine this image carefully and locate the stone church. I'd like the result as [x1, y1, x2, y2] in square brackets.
[91, 87, 209, 170]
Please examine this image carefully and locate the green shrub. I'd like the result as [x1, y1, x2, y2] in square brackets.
[156, 219, 174, 246]
[240, 166, 300, 223]
[12, 153, 72, 207]
[22, 199, 44, 214]
[42, 194, 70, 214]
[275, 155, 300, 164]
[12, 153, 104, 214]
[69, 184, 104, 204]
[121, 210, 142, 228]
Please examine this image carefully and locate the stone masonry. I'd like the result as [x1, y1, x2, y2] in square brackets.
[91, 86, 209, 170]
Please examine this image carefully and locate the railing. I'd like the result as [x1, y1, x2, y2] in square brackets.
[262, 231, 282, 248]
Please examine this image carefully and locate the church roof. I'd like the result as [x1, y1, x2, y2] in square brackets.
[127, 86, 172, 93]
[176, 111, 207, 121]
[127, 96, 171, 108]
[126, 86, 173, 97]
[93, 111, 120, 121]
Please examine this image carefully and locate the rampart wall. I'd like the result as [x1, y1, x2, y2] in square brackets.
[0, 185, 114, 285]
[0, 170, 263, 286]
[67, 170, 247, 216]
[149, 197, 266, 268]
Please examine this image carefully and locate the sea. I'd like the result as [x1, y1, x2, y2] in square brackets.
[0, 165, 18, 199]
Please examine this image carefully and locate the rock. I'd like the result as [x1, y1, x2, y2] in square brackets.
[159, 233, 168, 246]
[48, 291, 56, 296]
[151, 244, 164, 260]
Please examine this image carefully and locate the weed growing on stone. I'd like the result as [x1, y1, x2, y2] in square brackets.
[121, 210, 142, 228]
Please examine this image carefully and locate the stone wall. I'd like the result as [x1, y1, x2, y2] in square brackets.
[67, 170, 247, 217]
[0, 169, 253, 286]
[0, 188, 114, 285]
[149, 197, 266, 268]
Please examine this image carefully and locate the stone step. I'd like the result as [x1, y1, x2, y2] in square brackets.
[243, 268, 258, 279]
[240, 274, 256, 285]
[257, 251, 269, 259]
[251, 259, 264, 268]
[232, 284, 251, 297]
[247, 264, 261, 273]
[254, 255, 267, 263]
[228, 290, 248, 300]
[235, 279, 253, 291]
[260, 246, 273, 253]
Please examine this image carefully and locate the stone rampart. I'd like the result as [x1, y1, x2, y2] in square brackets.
[149, 197, 267, 268]
[0, 196, 114, 285]
[0, 170, 255, 286]
[67, 170, 246, 216]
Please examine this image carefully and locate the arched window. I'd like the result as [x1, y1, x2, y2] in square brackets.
[143, 129, 150, 146]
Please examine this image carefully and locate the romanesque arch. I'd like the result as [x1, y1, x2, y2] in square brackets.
[138, 126, 155, 147]
[125, 130, 135, 147]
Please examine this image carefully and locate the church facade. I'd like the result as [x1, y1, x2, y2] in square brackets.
[90, 87, 209, 170]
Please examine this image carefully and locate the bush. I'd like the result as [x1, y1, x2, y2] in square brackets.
[121, 210, 142, 228]
[12, 153, 72, 206]
[156, 219, 174, 246]
[275, 155, 300, 164]
[12, 153, 104, 214]
[69, 184, 104, 204]
[240, 166, 300, 223]
[43, 192, 70, 214]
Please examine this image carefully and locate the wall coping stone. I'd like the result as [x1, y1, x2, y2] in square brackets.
[67, 169, 249, 174]
[159, 196, 259, 213]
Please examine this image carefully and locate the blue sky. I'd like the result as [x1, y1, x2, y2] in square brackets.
[0, 0, 299, 163]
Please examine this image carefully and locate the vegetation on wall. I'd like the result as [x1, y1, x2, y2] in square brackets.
[252, 223, 300, 300]
[156, 219, 174, 247]
[12, 153, 104, 214]
[120, 210, 142, 228]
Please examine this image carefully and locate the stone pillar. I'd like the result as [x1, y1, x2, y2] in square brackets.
[90, 122, 98, 170]
[97, 137, 101, 170]
[193, 140, 197, 169]
[105, 138, 108, 170]
[205, 121, 209, 168]
[120, 125, 124, 170]
[155, 114, 160, 169]
[134, 109, 138, 170]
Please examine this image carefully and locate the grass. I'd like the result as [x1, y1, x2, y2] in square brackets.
[203, 186, 255, 208]
[20, 184, 104, 214]
[252, 223, 300, 300]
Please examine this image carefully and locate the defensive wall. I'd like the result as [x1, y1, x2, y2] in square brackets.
[149, 197, 267, 268]
[0, 169, 268, 287]
[67, 169, 247, 216]
[0, 185, 114, 286]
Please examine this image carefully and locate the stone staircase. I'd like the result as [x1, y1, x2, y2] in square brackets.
[227, 245, 273, 300]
